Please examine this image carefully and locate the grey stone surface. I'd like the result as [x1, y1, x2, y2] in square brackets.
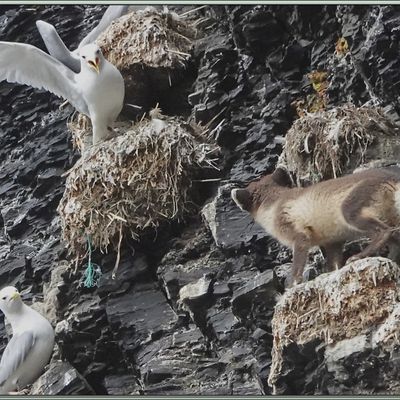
[202, 184, 267, 249]
[30, 361, 95, 395]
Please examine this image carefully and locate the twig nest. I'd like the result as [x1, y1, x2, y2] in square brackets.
[96, 8, 198, 114]
[279, 104, 400, 184]
[97, 7, 196, 70]
[58, 113, 219, 258]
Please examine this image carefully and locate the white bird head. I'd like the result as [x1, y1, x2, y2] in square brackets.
[0, 286, 23, 315]
[78, 44, 104, 75]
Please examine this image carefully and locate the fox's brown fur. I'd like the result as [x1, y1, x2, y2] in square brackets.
[231, 167, 400, 285]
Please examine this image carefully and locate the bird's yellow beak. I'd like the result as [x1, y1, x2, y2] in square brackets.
[11, 292, 20, 300]
[88, 59, 100, 75]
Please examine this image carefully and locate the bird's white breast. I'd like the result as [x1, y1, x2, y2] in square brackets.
[0, 305, 54, 394]
[77, 60, 124, 121]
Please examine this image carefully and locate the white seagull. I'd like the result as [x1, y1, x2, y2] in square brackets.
[0, 40, 125, 145]
[0, 286, 55, 394]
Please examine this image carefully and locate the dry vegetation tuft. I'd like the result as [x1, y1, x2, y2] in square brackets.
[279, 105, 400, 183]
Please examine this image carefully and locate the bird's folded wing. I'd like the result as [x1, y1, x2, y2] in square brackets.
[78, 5, 129, 48]
[0, 331, 35, 386]
[36, 20, 80, 73]
[0, 41, 87, 114]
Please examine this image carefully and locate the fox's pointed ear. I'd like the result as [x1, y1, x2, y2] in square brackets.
[231, 188, 252, 212]
[271, 168, 292, 187]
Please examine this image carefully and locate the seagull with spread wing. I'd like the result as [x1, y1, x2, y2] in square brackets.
[0, 286, 54, 394]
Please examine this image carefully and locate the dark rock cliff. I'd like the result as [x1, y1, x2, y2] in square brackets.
[0, 4, 400, 395]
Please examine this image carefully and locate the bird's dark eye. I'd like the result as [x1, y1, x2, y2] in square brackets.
[96, 49, 100, 55]
[2, 296, 6, 300]
[82, 55, 86, 59]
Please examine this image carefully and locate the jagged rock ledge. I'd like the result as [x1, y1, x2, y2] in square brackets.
[268, 257, 400, 395]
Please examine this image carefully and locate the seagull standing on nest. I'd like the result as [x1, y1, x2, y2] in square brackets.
[0, 287, 54, 394]
[0, 40, 124, 145]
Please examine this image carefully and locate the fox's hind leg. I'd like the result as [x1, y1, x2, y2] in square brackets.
[388, 237, 400, 264]
[343, 216, 393, 263]
[342, 182, 396, 263]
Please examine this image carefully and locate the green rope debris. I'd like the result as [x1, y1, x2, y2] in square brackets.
[80, 236, 102, 288]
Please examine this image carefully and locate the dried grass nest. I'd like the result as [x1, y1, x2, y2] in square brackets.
[96, 7, 197, 71]
[279, 104, 400, 184]
[58, 112, 219, 259]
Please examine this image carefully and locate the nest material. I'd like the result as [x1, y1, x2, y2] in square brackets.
[96, 8, 197, 70]
[268, 257, 400, 391]
[67, 113, 92, 152]
[58, 114, 219, 258]
[279, 105, 400, 184]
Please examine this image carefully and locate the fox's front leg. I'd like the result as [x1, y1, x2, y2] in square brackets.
[289, 234, 312, 286]
[321, 242, 344, 272]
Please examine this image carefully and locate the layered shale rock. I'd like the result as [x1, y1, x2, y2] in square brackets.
[1, 4, 400, 396]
